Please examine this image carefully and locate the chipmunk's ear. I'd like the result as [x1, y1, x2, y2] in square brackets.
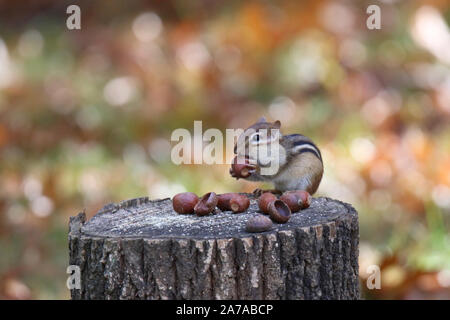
[256, 117, 267, 123]
[273, 120, 281, 128]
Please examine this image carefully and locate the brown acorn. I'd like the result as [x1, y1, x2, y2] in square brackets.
[245, 214, 273, 233]
[295, 190, 312, 209]
[172, 192, 199, 214]
[280, 190, 312, 212]
[268, 200, 291, 223]
[217, 193, 235, 210]
[230, 156, 256, 179]
[217, 193, 250, 213]
[280, 192, 302, 213]
[194, 192, 218, 216]
[258, 192, 277, 214]
[229, 195, 250, 213]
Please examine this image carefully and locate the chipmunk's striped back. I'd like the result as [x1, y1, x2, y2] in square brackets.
[283, 134, 322, 162]
[274, 133, 323, 194]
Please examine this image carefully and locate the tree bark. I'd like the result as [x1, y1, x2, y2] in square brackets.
[68, 195, 360, 300]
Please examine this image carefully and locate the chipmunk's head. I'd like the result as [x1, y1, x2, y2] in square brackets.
[234, 117, 283, 164]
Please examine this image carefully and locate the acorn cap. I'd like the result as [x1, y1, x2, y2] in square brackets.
[268, 200, 291, 223]
[194, 192, 218, 216]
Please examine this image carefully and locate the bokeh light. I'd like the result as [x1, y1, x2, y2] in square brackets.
[0, 0, 449, 299]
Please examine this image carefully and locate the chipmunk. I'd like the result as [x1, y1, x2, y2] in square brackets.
[230, 117, 323, 195]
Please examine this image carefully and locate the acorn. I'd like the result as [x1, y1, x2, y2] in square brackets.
[245, 214, 273, 233]
[230, 156, 256, 179]
[295, 190, 312, 209]
[172, 192, 199, 214]
[217, 193, 235, 210]
[279, 192, 302, 213]
[268, 200, 291, 223]
[229, 195, 250, 213]
[280, 190, 312, 212]
[217, 193, 249, 213]
[194, 192, 219, 216]
[258, 192, 278, 214]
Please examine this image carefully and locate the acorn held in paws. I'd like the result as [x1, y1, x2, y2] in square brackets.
[230, 156, 256, 179]
[194, 192, 218, 216]
[172, 192, 199, 214]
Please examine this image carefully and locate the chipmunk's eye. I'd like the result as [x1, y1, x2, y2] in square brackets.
[252, 133, 260, 142]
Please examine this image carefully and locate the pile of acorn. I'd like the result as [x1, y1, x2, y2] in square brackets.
[172, 156, 311, 233]
[172, 192, 250, 216]
[172, 189, 311, 234]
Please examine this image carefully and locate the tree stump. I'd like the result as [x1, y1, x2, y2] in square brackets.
[68, 195, 360, 300]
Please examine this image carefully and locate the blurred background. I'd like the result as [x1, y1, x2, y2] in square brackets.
[0, 0, 449, 299]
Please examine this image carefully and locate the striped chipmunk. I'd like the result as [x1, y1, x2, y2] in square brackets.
[230, 117, 323, 195]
